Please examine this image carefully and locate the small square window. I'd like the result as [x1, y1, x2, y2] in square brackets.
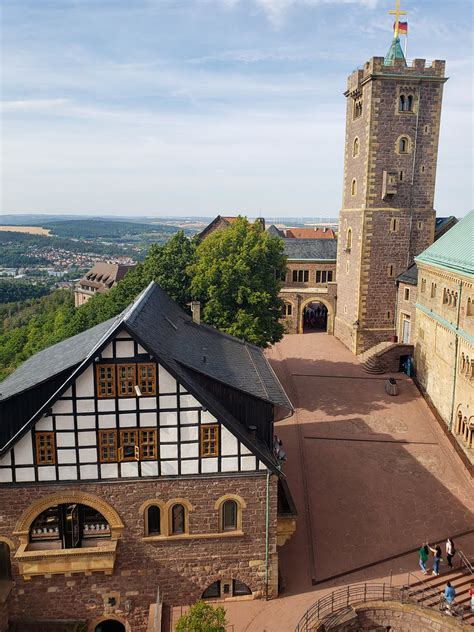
[117, 364, 136, 397]
[96, 365, 115, 398]
[200, 425, 219, 457]
[36, 432, 56, 465]
[99, 430, 117, 463]
[137, 364, 157, 396]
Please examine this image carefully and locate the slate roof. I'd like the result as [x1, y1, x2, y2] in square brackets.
[267, 225, 285, 238]
[283, 238, 337, 261]
[0, 316, 120, 402]
[416, 211, 474, 276]
[396, 263, 418, 285]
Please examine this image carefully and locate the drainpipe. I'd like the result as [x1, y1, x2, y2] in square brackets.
[264, 469, 271, 600]
[449, 281, 462, 432]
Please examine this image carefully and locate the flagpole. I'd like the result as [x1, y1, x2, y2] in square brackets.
[404, 33, 408, 58]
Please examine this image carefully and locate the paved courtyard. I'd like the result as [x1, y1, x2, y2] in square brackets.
[221, 332, 474, 631]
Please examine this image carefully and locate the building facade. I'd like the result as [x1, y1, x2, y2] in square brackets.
[74, 263, 135, 307]
[414, 212, 474, 464]
[395, 263, 418, 345]
[334, 38, 447, 355]
[279, 239, 337, 335]
[0, 283, 295, 631]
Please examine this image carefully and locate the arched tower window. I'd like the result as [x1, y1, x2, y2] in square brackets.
[407, 95, 414, 111]
[353, 137, 359, 157]
[399, 94, 406, 111]
[351, 179, 357, 196]
[345, 228, 352, 252]
[399, 137, 409, 153]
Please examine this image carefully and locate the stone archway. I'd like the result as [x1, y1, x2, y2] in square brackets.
[298, 296, 335, 335]
[88, 615, 130, 632]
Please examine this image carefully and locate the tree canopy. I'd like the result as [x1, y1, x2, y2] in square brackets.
[175, 601, 227, 632]
[190, 217, 286, 347]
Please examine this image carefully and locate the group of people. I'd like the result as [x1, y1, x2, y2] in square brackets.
[418, 538, 474, 615]
[304, 304, 327, 330]
[418, 538, 456, 576]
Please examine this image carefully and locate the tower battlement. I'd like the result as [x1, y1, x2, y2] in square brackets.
[346, 57, 446, 94]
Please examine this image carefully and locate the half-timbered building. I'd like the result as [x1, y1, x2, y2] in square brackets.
[0, 282, 296, 632]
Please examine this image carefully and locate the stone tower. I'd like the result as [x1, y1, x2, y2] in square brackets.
[334, 30, 447, 355]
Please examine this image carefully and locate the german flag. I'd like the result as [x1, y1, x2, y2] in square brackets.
[395, 21, 408, 34]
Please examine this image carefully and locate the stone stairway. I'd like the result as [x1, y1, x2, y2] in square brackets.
[403, 568, 473, 625]
[357, 341, 393, 374]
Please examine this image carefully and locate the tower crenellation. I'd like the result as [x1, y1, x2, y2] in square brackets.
[334, 6, 448, 355]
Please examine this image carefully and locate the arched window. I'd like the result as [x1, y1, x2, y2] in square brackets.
[453, 292, 458, 307]
[353, 137, 359, 157]
[407, 95, 414, 111]
[399, 137, 409, 153]
[171, 503, 185, 535]
[351, 179, 357, 196]
[222, 500, 238, 532]
[345, 228, 352, 252]
[399, 94, 406, 111]
[467, 297, 473, 316]
[29, 504, 110, 549]
[146, 505, 161, 536]
[460, 353, 466, 372]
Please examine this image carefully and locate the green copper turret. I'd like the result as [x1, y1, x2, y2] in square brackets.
[384, 36, 407, 66]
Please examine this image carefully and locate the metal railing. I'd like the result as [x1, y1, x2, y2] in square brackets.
[295, 582, 403, 631]
[458, 549, 474, 574]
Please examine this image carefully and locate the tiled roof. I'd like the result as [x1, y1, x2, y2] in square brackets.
[396, 263, 418, 285]
[416, 211, 474, 276]
[285, 227, 336, 239]
[78, 262, 134, 289]
[283, 238, 337, 261]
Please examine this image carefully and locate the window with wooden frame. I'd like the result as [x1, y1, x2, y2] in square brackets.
[200, 424, 219, 457]
[140, 429, 158, 460]
[98, 430, 117, 463]
[222, 500, 238, 532]
[170, 503, 186, 535]
[118, 429, 139, 461]
[35, 432, 56, 465]
[137, 363, 157, 396]
[117, 364, 136, 397]
[96, 365, 116, 398]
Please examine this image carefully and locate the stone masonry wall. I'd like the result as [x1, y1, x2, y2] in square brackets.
[396, 281, 417, 344]
[1, 473, 278, 631]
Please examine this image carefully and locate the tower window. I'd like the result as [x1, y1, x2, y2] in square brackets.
[351, 179, 357, 196]
[404, 288, 410, 301]
[398, 137, 409, 154]
[399, 94, 414, 112]
[388, 265, 394, 277]
[420, 165, 426, 174]
[353, 99, 363, 119]
[390, 218, 399, 233]
[407, 95, 414, 111]
[399, 170, 404, 182]
[353, 137, 359, 157]
[417, 221, 423, 230]
[386, 310, 392, 320]
[399, 94, 405, 111]
[345, 228, 352, 252]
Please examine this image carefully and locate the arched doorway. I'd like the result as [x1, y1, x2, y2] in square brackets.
[303, 301, 328, 332]
[298, 296, 334, 334]
[95, 620, 125, 632]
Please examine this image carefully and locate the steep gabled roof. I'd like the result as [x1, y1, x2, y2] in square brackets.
[0, 283, 293, 468]
[416, 211, 474, 276]
[283, 238, 337, 261]
[267, 224, 285, 238]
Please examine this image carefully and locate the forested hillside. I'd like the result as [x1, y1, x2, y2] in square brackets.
[0, 221, 286, 381]
[0, 279, 51, 304]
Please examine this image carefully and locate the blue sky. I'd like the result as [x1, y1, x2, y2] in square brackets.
[1, 0, 472, 217]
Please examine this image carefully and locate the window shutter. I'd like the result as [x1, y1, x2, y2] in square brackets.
[118, 447, 124, 462]
[134, 445, 140, 461]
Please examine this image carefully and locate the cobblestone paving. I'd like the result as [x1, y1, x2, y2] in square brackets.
[221, 332, 474, 632]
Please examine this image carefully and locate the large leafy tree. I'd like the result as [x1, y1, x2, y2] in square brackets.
[176, 601, 227, 632]
[190, 217, 286, 347]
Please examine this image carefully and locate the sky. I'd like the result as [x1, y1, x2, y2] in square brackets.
[0, 0, 472, 218]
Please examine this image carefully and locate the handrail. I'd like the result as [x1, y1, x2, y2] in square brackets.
[458, 549, 473, 574]
[295, 578, 469, 632]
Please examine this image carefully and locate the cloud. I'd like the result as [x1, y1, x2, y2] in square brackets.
[252, 0, 378, 29]
[1, 98, 70, 112]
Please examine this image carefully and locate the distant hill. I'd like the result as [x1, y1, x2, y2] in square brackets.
[41, 219, 192, 239]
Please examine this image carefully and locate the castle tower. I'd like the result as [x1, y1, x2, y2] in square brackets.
[334, 3, 447, 355]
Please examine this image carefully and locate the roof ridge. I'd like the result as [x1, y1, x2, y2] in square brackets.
[244, 344, 269, 399]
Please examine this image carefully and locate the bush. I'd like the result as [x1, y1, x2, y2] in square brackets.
[175, 601, 227, 632]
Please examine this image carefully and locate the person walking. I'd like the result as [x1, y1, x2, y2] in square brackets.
[443, 581, 456, 613]
[469, 581, 474, 613]
[418, 543, 429, 574]
[429, 543, 442, 576]
[446, 538, 456, 569]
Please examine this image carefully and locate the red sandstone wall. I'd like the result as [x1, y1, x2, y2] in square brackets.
[1, 474, 278, 631]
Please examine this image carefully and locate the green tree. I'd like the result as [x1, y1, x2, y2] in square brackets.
[190, 217, 286, 347]
[176, 601, 227, 632]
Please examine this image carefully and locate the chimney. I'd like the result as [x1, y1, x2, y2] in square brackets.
[191, 301, 201, 325]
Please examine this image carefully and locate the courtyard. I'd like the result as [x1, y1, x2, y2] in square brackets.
[219, 332, 474, 631]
